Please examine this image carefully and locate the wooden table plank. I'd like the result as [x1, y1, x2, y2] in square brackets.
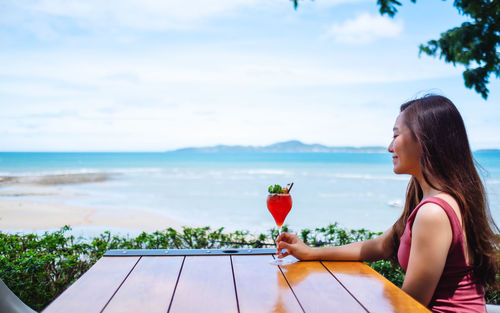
[42, 256, 139, 313]
[322, 262, 431, 313]
[102, 256, 184, 313]
[280, 261, 366, 313]
[232, 255, 303, 313]
[168, 256, 238, 313]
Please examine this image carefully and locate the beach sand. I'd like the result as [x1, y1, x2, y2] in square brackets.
[0, 173, 185, 233]
[0, 199, 184, 233]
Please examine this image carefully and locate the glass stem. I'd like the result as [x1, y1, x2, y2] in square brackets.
[275, 226, 282, 251]
[276, 226, 284, 262]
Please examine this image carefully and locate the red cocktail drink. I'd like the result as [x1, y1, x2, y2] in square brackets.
[267, 194, 292, 228]
[267, 183, 295, 265]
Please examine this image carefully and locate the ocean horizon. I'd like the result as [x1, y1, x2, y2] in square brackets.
[0, 151, 499, 235]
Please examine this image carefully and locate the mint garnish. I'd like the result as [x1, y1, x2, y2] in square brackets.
[268, 183, 293, 194]
[268, 184, 284, 194]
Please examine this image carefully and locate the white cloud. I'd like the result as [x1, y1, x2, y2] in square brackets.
[0, 49, 461, 109]
[325, 12, 403, 44]
[0, 46, 465, 151]
[1, 1, 497, 151]
[9, 0, 263, 32]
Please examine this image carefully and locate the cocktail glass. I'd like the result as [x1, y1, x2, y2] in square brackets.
[267, 193, 294, 265]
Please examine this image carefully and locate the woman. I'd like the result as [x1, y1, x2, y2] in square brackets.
[276, 95, 499, 313]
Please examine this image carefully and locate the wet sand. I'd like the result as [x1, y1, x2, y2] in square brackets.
[0, 198, 184, 233]
[0, 172, 185, 233]
[0, 173, 112, 186]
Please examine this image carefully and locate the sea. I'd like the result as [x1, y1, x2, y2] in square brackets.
[0, 151, 499, 234]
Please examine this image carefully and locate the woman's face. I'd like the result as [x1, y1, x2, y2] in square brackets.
[388, 114, 422, 176]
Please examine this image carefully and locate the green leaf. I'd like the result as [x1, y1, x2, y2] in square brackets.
[268, 184, 283, 194]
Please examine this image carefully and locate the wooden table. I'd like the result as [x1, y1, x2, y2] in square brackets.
[42, 248, 430, 313]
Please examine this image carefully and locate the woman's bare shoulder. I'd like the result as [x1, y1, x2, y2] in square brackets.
[433, 193, 462, 223]
[413, 202, 453, 243]
[415, 202, 450, 225]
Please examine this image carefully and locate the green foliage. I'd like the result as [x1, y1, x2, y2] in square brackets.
[0, 223, 498, 311]
[376, 0, 415, 17]
[312, 222, 381, 246]
[418, 0, 500, 99]
[0, 226, 93, 312]
[291, 0, 499, 99]
[268, 184, 284, 194]
[486, 281, 500, 305]
[368, 260, 405, 287]
[0, 225, 263, 311]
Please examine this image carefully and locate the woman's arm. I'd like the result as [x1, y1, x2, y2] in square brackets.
[401, 203, 452, 306]
[276, 227, 395, 261]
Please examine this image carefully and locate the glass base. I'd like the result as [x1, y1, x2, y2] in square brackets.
[269, 256, 297, 265]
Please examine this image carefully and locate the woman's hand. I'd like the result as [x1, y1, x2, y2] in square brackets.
[275, 232, 314, 260]
[276, 227, 395, 262]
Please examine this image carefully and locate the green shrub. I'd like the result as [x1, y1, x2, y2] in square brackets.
[0, 225, 266, 311]
[0, 226, 94, 311]
[0, 224, 498, 311]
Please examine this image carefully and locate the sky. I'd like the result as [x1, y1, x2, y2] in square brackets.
[0, 0, 499, 152]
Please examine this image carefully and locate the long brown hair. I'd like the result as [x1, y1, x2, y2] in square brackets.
[391, 94, 499, 286]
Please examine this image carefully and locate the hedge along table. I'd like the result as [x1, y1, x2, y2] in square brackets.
[42, 248, 430, 313]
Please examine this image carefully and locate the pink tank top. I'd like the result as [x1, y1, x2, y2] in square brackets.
[397, 197, 486, 313]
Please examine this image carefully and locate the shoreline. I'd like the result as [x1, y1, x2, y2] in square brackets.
[0, 173, 113, 186]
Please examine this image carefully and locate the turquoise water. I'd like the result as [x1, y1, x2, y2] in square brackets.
[0, 152, 392, 171]
[0, 152, 499, 233]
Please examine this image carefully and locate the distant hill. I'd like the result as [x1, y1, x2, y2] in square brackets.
[170, 140, 387, 153]
[476, 149, 500, 153]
